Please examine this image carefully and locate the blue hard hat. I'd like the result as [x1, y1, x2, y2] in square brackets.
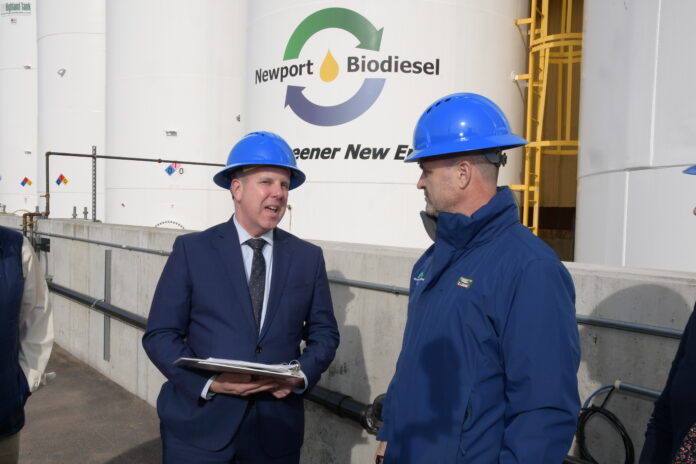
[405, 93, 528, 163]
[213, 131, 306, 190]
[684, 165, 696, 175]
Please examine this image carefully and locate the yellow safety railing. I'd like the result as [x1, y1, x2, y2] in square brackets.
[511, 0, 583, 235]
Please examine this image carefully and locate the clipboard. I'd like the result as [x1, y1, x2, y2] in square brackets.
[174, 357, 303, 379]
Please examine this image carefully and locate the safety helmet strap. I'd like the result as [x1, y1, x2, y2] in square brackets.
[483, 150, 507, 168]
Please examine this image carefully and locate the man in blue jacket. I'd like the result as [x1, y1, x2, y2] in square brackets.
[143, 132, 339, 463]
[376, 93, 580, 463]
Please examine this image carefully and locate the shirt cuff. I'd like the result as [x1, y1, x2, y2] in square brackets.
[201, 375, 217, 400]
[22, 367, 41, 393]
[292, 370, 308, 394]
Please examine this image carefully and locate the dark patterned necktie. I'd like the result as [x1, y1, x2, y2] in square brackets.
[246, 238, 266, 333]
[673, 422, 696, 464]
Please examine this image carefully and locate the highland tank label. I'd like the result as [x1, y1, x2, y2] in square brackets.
[1, 2, 31, 15]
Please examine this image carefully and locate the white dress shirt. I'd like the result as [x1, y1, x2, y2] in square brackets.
[201, 216, 306, 399]
[19, 237, 54, 393]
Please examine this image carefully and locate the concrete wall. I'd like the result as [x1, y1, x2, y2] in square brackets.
[571, 263, 696, 461]
[2, 214, 695, 462]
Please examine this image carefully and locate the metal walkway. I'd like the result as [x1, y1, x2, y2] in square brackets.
[19, 345, 161, 464]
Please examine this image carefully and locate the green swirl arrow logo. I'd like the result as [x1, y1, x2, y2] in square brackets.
[282, 8, 385, 126]
[283, 8, 383, 60]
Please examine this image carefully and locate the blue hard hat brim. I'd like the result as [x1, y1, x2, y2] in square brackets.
[213, 163, 306, 190]
[405, 133, 528, 162]
[683, 165, 696, 175]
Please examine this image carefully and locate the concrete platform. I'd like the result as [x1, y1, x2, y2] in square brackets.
[19, 345, 161, 463]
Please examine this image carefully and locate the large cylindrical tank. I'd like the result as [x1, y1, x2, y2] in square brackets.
[576, 0, 696, 273]
[245, 0, 529, 249]
[104, 0, 246, 230]
[0, 0, 37, 214]
[37, 0, 105, 220]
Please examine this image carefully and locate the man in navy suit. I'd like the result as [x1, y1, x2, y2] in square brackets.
[143, 131, 340, 463]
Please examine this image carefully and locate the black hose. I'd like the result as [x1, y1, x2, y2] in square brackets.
[576, 388, 635, 464]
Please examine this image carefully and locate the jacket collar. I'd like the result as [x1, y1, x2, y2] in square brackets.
[232, 214, 274, 247]
[213, 217, 257, 331]
[261, 227, 292, 341]
[435, 186, 519, 251]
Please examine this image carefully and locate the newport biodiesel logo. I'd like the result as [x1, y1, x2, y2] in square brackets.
[254, 7, 440, 127]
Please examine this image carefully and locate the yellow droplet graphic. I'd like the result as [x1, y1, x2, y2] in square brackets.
[320, 50, 339, 82]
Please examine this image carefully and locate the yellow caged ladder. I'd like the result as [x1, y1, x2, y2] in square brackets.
[511, 0, 583, 235]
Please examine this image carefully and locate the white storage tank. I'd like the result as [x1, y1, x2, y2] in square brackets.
[245, 0, 529, 249]
[0, 0, 37, 214]
[37, 0, 105, 220]
[104, 0, 247, 230]
[576, 0, 696, 273]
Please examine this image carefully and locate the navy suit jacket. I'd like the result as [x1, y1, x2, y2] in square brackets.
[640, 307, 696, 463]
[142, 218, 339, 454]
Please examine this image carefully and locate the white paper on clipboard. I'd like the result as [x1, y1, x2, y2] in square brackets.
[174, 357, 302, 379]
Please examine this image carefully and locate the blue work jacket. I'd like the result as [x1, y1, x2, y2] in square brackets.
[378, 187, 580, 463]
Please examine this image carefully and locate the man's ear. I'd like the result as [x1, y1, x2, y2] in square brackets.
[455, 159, 473, 190]
[230, 177, 242, 202]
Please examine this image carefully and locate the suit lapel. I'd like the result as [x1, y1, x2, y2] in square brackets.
[212, 218, 257, 332]
[259, 228, 292, 342]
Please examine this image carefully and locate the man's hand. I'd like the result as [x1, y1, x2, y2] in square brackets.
[375, 441, 387, 463]
[268, 377, 305, 399]
[210, 372, 276, 396]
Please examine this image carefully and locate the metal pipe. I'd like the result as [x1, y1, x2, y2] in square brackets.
[22, 212, 44, 235]
[103, 249, 112, 361]
[28, 230, 172, 256]
[615, 380, 661, 400]
[47, 151, 225, 168]
[327, 275, 409, 296]
[45, 150, 224, 220]
[29, 230, 685, 340]
[91, 146, 97, 222]
[44, 152, 51, 217]
[48, 281, 147, 330]
[563, 456, 593, 464]
[576, 314, 682, 340]
[305, 385, 372, 430]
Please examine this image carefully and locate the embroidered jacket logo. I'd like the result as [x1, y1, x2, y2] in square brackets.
[457, 277, 473, 288]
